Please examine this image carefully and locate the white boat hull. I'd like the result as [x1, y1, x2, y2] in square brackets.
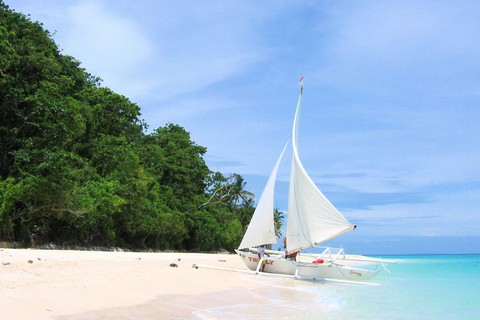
[235, 250, 381, 281]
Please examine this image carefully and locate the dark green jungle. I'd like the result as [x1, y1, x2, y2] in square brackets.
[0, 2, 283, 251]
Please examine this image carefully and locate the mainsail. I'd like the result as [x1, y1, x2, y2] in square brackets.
[238, 143, 288, 249]
[286, 82, 355, 253]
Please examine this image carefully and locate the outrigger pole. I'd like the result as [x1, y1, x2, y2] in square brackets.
[192, 263, 380, 286]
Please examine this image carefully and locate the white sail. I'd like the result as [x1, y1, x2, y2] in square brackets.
[238, 143, 288, 249]
[286, 85, 355, 253]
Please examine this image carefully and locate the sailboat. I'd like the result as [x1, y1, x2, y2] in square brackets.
[235, 78, 393, 282]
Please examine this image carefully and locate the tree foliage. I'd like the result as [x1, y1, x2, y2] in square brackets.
[0, 2, 281, 251]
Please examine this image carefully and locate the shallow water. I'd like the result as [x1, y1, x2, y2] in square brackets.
[195, 255, 480, 320]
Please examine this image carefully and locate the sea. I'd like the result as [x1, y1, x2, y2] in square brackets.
[195, 255, 480, 320]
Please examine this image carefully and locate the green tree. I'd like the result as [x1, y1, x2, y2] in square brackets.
[225, 174, 254, 215]
[237, 197, 255, 234]
[0, 2, 254, 251]
[0, 3, 95, 242]
[274, 207, 285, 238]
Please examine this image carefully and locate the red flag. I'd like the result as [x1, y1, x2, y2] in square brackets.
[299, 77, 304, 85]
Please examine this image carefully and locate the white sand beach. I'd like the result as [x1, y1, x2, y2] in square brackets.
[0, 248, 272, 319]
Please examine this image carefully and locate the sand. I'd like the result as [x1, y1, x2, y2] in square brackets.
[0, 248, 270, 319]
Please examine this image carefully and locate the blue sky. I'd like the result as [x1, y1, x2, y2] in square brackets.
[9, 0, 480, 254]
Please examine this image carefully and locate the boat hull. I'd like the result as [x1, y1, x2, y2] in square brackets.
[235, 250, 381, 281]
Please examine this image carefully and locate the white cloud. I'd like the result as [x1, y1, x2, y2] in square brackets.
[137, 2, 272, 100]
[51, 1, 274, 109]
[318, 1, 480, 95]
[59, 1, 153, 97]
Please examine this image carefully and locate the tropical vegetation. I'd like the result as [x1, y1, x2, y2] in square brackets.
[0, 2, 284, 251]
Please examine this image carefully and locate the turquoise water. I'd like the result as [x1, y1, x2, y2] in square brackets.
[196, 255, 480, 320]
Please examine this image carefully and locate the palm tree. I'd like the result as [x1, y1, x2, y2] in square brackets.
[199, 173, 254, 215]
[238, 197, 256, 233]
[273, 207, 285, 238]
[226, 174, 254, 215]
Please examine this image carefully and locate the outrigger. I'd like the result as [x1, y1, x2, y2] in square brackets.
[235, 246, 395, 283]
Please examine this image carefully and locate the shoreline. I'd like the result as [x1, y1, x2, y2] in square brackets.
[0, 248, 269, 319]
[2, 249, 474, 319]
